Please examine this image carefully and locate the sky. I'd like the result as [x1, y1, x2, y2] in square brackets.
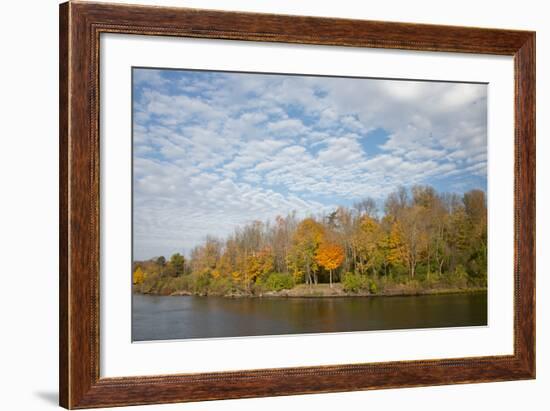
[132, 68, 487, 260]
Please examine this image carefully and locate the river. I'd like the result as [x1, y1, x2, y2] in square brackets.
[132, 291, 487, 341]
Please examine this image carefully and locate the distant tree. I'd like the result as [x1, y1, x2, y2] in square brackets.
[332, 207, 355, 273]
[288, 218, 324, 285]
[155, 256, 166, 267]
[385, 186, 409, 217]
[169, 253, 185, 277]
[396, 206, 428, 278]
[353, 197, 377, 217]
[325, 210, 339, 229]
[411, 185, 438, 208]
[245, 247, 274, 289]
[463, 189, 486, 226]
[447, 207, 469, 271]
[191, 237, 223, 274]
[315, 242, 344, 287]
[387, 220, 405, 269]
[134, 185, 488, 296]
[133, 266, 145, 285]
[271, 214, 296, 273]
[354, 215, 383, 276]
[217, 238, 237, 278]
[462, 189, 487, 282]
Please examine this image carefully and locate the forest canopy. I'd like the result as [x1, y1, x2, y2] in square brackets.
[133, 185, 487, 297]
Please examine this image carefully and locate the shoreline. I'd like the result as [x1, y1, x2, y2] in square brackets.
[136, 284, 487, 299]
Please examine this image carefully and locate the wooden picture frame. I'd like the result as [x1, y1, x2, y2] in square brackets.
[59, 1, 535, 408]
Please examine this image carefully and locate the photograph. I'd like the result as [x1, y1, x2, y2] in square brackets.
[1, 0, 540, 409]
[131, 67, 488, 341]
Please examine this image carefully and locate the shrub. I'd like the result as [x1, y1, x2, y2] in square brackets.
[368, 280, 378, 294]
[342, 272, 369, 293]
[421, 275, 438, 288]
[447, 264, 469, 288]
[209, 276, 233, 295]
[140, 272, 161, 294]
[170, 275, 192, 292]
[264, 272, 294, 291]
[193, 270, 212, 294]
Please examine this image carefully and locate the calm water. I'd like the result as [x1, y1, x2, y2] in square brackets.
[132, 292, 487, 341]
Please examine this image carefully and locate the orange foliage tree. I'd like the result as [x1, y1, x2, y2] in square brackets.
[315, 242, 344, 287]
[132, 186, 488, 295]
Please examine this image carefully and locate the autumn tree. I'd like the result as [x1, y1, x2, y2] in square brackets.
[271, 213, 297, 273]
[288, 218, 324, 285]
[133, 266, 145, 285]
[376, 216, 395, 277]
[217, 237, 238, 278]
[133, 185, 488, 295]
[331, 207, 356, 273]
[412, 185, 445, 278]
[245, 247, 274, 290]
[354, 215, 383, 276]
[384, 186, 409, 217]
[463, 189, 487, 282]
[447, 207, 469, 271]
[395, 206, 429, 278]
[463, 189, 487, 227]
[315, 242, 344, 287]
[386, 220, 405, 272]
[190, 237, 222, 274]
[353, 197, 377, 217]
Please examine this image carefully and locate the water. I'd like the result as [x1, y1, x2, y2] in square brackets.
[132, 292, 487, 341]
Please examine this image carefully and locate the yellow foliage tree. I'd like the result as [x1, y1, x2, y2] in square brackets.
[392, 207, 429, 278]
[211, 268, 221, 280]
[231, 271, 242, 284]
[245, 247, 274, 289]
[387, 221, 405, 266]
[354, 215, 383, 275]
[315, 242, 344, 287]
[288, 218, 324, 285]
[133, 266, 145, 285]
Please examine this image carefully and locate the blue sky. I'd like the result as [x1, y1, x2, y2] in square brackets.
[133, 68, 487, 260]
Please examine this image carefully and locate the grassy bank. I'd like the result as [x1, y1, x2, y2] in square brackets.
[258, 283, 486, 298]
[135, 272, 486, 298]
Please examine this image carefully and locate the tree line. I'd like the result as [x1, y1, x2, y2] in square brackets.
[133, 185, 487, 296]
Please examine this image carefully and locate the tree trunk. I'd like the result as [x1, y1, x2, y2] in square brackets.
[427, 244, 431, 280]
[329, 269, 333, 288]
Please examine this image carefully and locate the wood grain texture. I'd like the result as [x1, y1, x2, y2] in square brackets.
[59, 2, 69, 407]
[59, 1, 536, 408]
[514, 34, 536, 376]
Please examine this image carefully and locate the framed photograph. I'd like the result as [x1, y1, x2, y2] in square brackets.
[59, 1, 535, 408]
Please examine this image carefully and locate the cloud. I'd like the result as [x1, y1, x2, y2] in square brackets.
[132, 68, 487, 259]
[133, 69, 168, 87]
[266, 118, 308, 136]
[317, 136, 363, 165]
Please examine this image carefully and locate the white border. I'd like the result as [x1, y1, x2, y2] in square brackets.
[100, 33, 514, 378]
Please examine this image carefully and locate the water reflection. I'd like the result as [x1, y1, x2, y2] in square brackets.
[132, 292, 487, 341]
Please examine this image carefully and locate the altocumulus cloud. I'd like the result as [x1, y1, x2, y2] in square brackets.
[133, 68, 487, 259]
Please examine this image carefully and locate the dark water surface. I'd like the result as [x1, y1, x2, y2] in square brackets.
[132, 292, 487, 341]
